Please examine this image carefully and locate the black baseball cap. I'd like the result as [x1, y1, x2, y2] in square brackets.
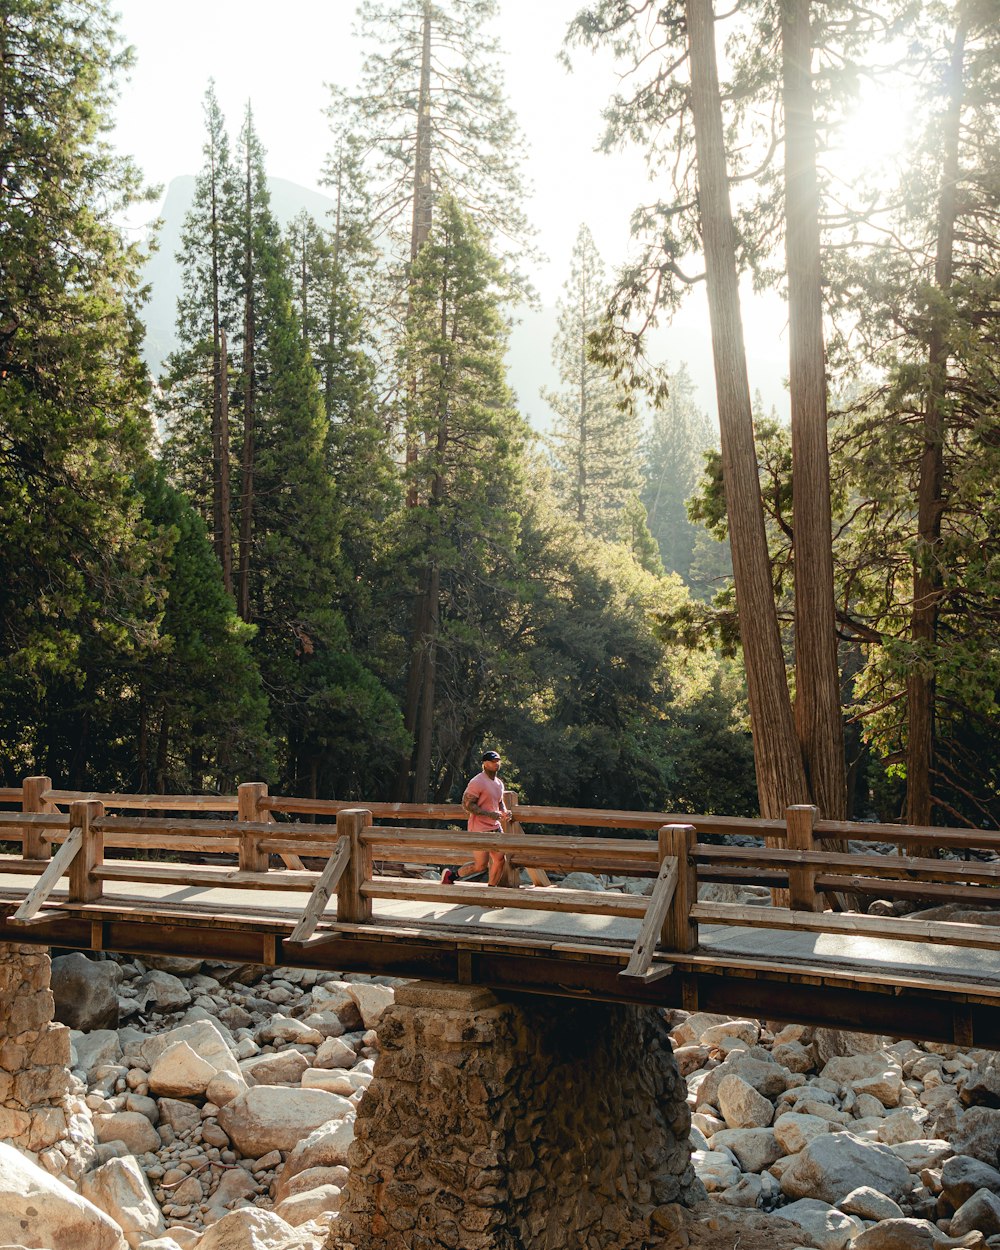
[482, 750, 501, 761]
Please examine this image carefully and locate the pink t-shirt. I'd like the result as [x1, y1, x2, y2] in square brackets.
[462, 771, 507, 833]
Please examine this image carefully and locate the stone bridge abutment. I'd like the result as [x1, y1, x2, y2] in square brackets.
[330, 982, 703, 1250]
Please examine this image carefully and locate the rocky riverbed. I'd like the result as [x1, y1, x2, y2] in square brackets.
[2, 948, 1000, 1250]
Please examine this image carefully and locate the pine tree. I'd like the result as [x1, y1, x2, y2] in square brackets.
[396, 195, 529, 799]
[642, 362, 717, 583]
[0, 0, 160, 779]
[543, 224, 642, 542]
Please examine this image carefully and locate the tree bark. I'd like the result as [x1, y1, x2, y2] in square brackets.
[685, 0, 809, 818]
[906, 19, 966, 828]
[210, 143, 233, 595]
[237, 146, 256, 624]
[781, 0, 846, 820]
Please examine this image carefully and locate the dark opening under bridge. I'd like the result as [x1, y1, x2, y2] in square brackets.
[2, 777, 1000, 1048]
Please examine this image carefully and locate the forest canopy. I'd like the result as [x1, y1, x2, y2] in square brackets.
[2, 0, 998, 831]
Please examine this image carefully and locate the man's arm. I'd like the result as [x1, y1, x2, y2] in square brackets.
[463, 782, 505, 822]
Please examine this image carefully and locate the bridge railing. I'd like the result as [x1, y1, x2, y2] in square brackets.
[2, 778, 1000, 977]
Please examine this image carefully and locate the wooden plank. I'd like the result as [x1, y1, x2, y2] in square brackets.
[0, 812, 71, 830]
[0, 788, 22, 802]
[816, 819, 1000, 854]
[265, 797, 466, 820]
[691, 901, 1000, 951]
[47, 834, 240, 854]
[21, 776, 55, 861]
[814, 875, 1000, 905]
[363, 877, 648, 918]
[92, 864, 320, 890]
[8, 828, 83, 923]
[46, 790, 239, 811]
[620, 855, 677, 979]
[786, 805, 822, 911]
[505, 788, 551, 888]
[288, 836, 352, 943]
[84, 816, 338, 840]
[694, 843, 1000, 882]
[0, 857, 60, 875]
[363, 827, 657, 862]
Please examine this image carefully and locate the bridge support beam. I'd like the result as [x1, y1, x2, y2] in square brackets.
[332, 982, 704, 1250]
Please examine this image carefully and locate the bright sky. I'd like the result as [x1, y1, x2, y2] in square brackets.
[108, 0, 818, 418]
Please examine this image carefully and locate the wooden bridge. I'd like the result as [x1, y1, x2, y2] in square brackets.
[1, 777, 1000, 1048]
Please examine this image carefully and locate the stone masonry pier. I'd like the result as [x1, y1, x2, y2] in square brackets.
[330, 982, 704, 1250]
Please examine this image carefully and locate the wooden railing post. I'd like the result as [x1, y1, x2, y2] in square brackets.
[660, 824, 698, 952]
[68, 800, 104, 903]
[503, 788, 550, 887]
[22, 776, 54, 862]
[786, 804, 822, 912]
[336, 808, 373, 924]
[238, 782, 269, 873]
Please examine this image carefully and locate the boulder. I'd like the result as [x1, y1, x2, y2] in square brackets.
[51, 953, 120, 1031]
[890, 1138, 953, 1172]
[135, 971, 191, 1014]
[140, 956, 203, 977]
[80, 1156, 165, 1249]
[345, 982, 394, 1030]
[952, 1107, 1000, 1166]
[282, 1119, 356, 1186]
[950, 1189, 1000, 1238]
[777, 1197, 863, 1250]
[156, 1098, 200, 1136]
[206, 1073, 245, 1107]
[709, 1128, 782, 1173]
[851, 1217, 985, 1249]
[773, 1040, 816, 1074]
[275, 1166, 349, 1204]
[196, 1209, 297, 1250]
[273, 1186, 342, 1227]
[140, 1021, 242, 1084]
[0, 1141, 128, 1250]
[202, 1167, 259, 1224]
[698, 1054, 795, 1109]
[312, 1037, 357, 1071]
[240, 1050, 310, 1086]
[148, 1042, 216, 1099]
[300, 1070, 354, 1096]
[701, 1019, 761, 1048]
[773, 1112, 834, 1155]
[780, 1130, 913, 1204]
[71, 1029, 122, 1079]
[820, 1052, 903, 1108]
[691, 1149, 741, 1193]
[255, 1016, 323, 1047]
[839, 1185, 905, 1220]
[960, 1055, 1000, 1109]
[718, 1074, 774, 1129]
[217, 1087, 353, 1156]
[878, 1107, 932, 1145]
[940, 1155, 1000, 1209]
[93, 1111, 161, 1156]
[812, 1029, 883, 1066]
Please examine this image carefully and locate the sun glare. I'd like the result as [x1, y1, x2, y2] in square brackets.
[829, 80, 917, 189]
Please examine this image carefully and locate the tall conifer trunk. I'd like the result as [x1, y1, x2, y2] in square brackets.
[685, 0, 809, 818]
[210, 141, 233, 595]
[906, 20, 966, 828]
[781, 0, 846, 820]
[238, 138, 257, 624]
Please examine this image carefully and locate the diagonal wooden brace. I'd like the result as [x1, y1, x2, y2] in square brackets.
[618, 853, 678, 984]
[288, 835, 352, 943]
[9, 826, 84, 924]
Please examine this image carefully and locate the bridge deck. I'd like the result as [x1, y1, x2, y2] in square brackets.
[2, 864, 999, 1049]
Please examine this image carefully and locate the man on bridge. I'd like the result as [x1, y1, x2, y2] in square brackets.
[441, 749, 511, 887]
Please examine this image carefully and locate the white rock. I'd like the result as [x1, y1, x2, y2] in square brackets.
[820, 1053, 903, 1108]
[345, 983, 394, 1030]
[217, 1087, 354, 1156]
[300, 1069, 354, 1096]
[141, 1021, 243, 1084]
[148, 1041, 217, 1099]
[877, 1107, 931, 1145]
[71, 1030, 123, 1079]
[778, 1197, 863, 1250]
[196, 1208, 297, 1250]
[240, 1050, 310, 1086]
[276, 1165, 350, 1204]
[81, 1156, 166, 1249]
[718, 1074, 774, 1129]
[700, 1019, 761, 1047]
[93, 1111, 160, 1156]
[255, 1016, 324, 1047]
[691, 1148, 741, 1192]
[0, 1141, 128, 1250]
[206, 1072, 245, 1107]
[709, 1128, 782, 1173]
[135, 970, 191, 1013]
[282, 1117, 356, 1185]
[313, 1037, 357, 1070]
[888, 1138, 953, 1172]
[840, 1185, 906, 1220]
[773, 1111, 834, 1154]
[274, 1185, 342, 1227]
[780, 1130, 914, 1204]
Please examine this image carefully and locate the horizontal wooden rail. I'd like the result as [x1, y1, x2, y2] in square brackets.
[694, 844, 1000, 885]
[45, 790, 239, 811]
[0, 789, 22, 803]
[511, 806, 787, 837]
[264, 797, 465, 820]
[363, 877, 649, 919]
[93, 864, 320, 891]
[691, 901, 1000, 951]
[814, 875, 1000, 906]
[0, 812, 71, 832]
[815, 820, 1000, 853]
[362, 826, 657, 868]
